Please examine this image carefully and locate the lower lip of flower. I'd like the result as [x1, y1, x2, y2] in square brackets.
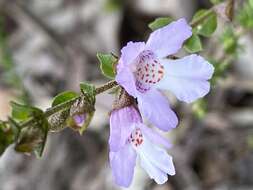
[134, 50, 164, 93]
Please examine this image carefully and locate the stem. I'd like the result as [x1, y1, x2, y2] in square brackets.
[19, 80, 118, 129]
[95, 80, 118, 95]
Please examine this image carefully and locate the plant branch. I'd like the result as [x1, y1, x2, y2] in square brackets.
[19, 80, 118, 129]
[95, 80, 118, 95]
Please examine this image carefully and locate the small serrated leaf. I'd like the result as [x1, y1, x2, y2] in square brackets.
[52, 91, 78, 107]
[97, 53, 117, 79]
[184, 34, 203, 53]
[80, 82, 96, 102]
[148, 17, 173, 31]
[10, 102, 43, 121]
[192, 9, 217, 37]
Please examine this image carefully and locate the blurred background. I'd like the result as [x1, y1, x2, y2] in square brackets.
[0, 0, 253, 190]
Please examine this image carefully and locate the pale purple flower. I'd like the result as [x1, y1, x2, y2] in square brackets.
[73, 114, 86, 127]
[109, 106, 175, 187]
[116, 18, 214, 131]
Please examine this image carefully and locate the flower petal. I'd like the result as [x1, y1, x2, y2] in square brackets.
[120, 41, 146, 67]
[116, 67, 137, 97]
[110, 144, 137, 187]
[138, 123, 172, 149]
[156, 54, 214, 103]
[137, 136, 175, 184]
[146, 18, 192, 58]
[137, 89, 178, 131]
[109, 106, 141, 152]
[116, 42, 146, 97]
[139, 153, 168, 184]
[139, 136, 176, 176]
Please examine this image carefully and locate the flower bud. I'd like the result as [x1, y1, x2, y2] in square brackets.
[67, 95, 95, 134]
[73, 114, 86, 127]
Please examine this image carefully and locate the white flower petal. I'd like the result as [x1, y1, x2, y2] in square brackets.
[156, 54, 214, 103]
[135, 134, 175, 184]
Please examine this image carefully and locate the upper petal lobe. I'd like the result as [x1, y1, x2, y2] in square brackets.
[119, 41, 146, 67]
[116, 42, 146, 97]
[146, 18, 192, 58]
[116, 67, 138, 97]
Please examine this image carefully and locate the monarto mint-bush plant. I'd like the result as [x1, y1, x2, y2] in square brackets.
[1, 0, 253, 188]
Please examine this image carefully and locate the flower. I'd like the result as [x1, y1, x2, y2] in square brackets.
[109, 106, 175, 187]
[116, 18, 214, 131]
[73, 114, 86, 127]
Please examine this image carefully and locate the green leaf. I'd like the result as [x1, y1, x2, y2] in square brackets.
[8, 118, 21, 140]
[80, 82, 96, 102]
[15, 127, 41, 154]
[10, 101, 49, 157]
[0, 122, 15, 156]
[15, 114, 49, 158]
[97, 53, 117, 79]
[9, 101, 49, 157]
[220, 27, 238, 54]
[80, 82, 95, 95]
[148, 17, 173, 31]
[10, 102, 43, 121]
[10, 102, 31, 121]
[192, 9, 217, 37]
[249, 0, 253, 8]
[52, 91, 78, 107]
[237, 1, 253, 29]
[184, 34, 203, 53]
[34, 117, 49, 158]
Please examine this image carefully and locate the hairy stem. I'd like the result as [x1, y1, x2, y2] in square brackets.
[95, 80, 118, 95]
[19, 80, 118, 129]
